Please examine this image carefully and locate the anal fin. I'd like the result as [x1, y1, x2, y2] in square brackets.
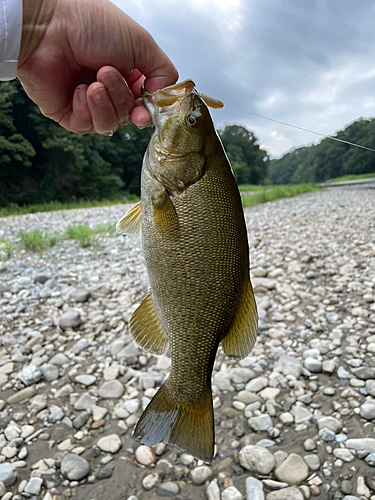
[129, 290, 168, 355]
[221, 277, 258, 359]
[116, 201, 142, 235]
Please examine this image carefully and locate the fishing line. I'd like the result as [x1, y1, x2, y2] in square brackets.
[226, 105, 375, 153]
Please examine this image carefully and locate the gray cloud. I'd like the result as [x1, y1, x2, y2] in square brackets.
[115, 0, 375, 157]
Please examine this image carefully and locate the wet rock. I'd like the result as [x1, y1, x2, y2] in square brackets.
[61, 453, 90, 480]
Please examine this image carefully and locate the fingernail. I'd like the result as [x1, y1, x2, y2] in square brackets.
[137, 121, 151, 130]
[106, 73, 121, 91]
[92, 89, 108, 106]
[78, 86, 87, 104]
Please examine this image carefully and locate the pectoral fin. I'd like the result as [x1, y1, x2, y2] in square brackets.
[116, 202, 142, 235]
[152, 191, 179, 236]
[129, 290, 168, 355]
[221, 278, 258, 359]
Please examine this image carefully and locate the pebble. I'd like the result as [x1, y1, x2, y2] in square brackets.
[239, 445, 275, 474]
[24, 477, 43, 495]
[0, 465, 17, 487]
[60, 454, 90, 480]
[134, 445, 156, 466]
[265, 487, 304, 500]
[222, 486, 243, 500]
[98, 380, 124, 399]
[274, 453, 309, 485]
[0, 188, 375, 499]
[191, 465, 213, 485]
[96, 434, 122, 454]
[59, 310, 82, 329]
[246, 477, 264, 500]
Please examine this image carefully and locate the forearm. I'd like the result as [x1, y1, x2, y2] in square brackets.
[19, 0, 56, 67]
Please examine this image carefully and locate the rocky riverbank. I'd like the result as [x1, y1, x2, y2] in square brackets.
[0, 186, 374, 500]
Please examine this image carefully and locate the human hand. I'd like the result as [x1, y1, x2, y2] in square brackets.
[18, 0, 178, 135]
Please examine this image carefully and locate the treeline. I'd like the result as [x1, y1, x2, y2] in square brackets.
[269, 118, 375, 184]
[0, 81, 268, 208]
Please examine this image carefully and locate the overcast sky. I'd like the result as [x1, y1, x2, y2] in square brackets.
[114, 0, 375, 158]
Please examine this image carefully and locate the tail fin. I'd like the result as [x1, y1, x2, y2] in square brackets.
[133, 380, 214, 463]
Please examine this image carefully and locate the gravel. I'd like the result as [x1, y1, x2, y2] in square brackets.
[0, 187, 374, 499]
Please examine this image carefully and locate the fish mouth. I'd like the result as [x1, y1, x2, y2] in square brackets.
[141, 80, 197, 128]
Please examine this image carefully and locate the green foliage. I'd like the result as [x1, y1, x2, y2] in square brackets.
[0, 195, 138, 218]
[328, 172, 375, 182]
[18, 229, 59, 252]
[0, 80, 151, 208]
[269, 118, 375, 184]
[241, 183, 320, 207]
[219, 125, 269, 185]
[65, 223, 116, 247]
[0, 238, 13, 259]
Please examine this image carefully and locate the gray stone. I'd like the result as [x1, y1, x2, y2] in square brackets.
[71, 289, 90, 302]
[73, 411, 90, 429]
[19, 364, 42, 385]
[40, 364, 59, 381]
[282, 361, 302, 379]
[24, 477, 43, 495]
[291, 405, 311, 424]
[61, 453, 90, 480]
[207, 479, 221, 500]
[117, 343, 140, 358]
[265, 488, 303, 500]
[0, 481, 5, 497]
[366, 380, 375, 396]
[70, 338, 91, 354]
[142, 472, 161, 490]
[34, 273, 50, 283]
[98, 380, 124, 399]
[246, 477, 265, 500]
[6, 386, 36, 404]
[229, 367, 255, 384]
[74, 393, 96, 410]
[319, 427, 336, 441]
[303, 454, 320, 470]
[303, 438, 316, 451]
[97, 434, 122, 454]
[191, 465, 213, 485]
[360, 401, 375, 420]
[75, 374, 96, 387]
[248, 414, 273, 432]
[317, 416, 342, 433]
[49, 353, 69, 366]
[352, 367, 375, 380]
[304, 357, 322, 372]
[59, 310, 82, 329]
[222, 486, 243, 500]
[337, 366, 350, 379]
[322, 359, 337, 373]
[333, 448, 354, 462]
[239, 445, 275, 474]
[212, 372, 234, 392]
[274, 453, 309, 485]
[0, 464, 17, 486]
[156, 482, 179, 497]
[346, 438, 375, 454]
[245, 377, 267, 393]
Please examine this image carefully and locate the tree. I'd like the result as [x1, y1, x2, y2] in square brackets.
[219, 125, 269, 185]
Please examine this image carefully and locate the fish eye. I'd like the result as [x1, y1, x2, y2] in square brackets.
[186, 114, 200, 128]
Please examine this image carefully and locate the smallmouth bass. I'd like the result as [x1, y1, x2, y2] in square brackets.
[117, 79, 258, 463]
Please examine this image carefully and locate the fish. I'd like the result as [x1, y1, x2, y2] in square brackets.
[117, 79, 258, 463]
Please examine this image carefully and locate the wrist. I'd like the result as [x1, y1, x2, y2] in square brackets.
[19, 0, 57, 67]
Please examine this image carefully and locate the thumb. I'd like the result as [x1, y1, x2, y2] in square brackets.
[127, 21, 179, 92]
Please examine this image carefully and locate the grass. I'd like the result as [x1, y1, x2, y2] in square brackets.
[65, 222, 116, 247]
[18, 229, 59, 252]
[0, 238, 14, 259]
[239, 184, 270, 193]
[241, 183, 320, 207]
[0, 195, 139, 218]
[327, 172, 375, 183]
